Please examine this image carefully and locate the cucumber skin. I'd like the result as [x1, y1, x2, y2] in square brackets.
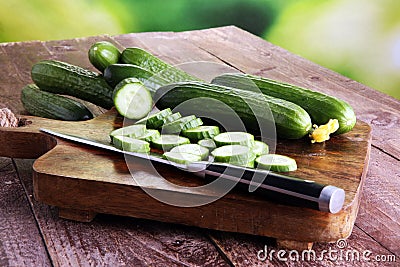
[104, 63, 169, 92]
[155, 82, 312, 139]
[121, 47, 201, 83]
[212, 73, 356, 135]
[88, 41, 121, 72]
[21, 84, 93, 121]
[31, 60, 114, 109]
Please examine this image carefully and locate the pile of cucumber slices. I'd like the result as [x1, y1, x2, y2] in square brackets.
[110, 108, 297, 172]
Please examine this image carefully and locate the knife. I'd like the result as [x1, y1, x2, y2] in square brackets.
[39, 128, 345, 213]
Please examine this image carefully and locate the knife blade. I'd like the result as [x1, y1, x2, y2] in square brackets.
[39, 128, 345, 213]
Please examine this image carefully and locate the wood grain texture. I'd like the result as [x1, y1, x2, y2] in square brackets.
[15, 159, 229, 267]
[0, 158, 51, 266]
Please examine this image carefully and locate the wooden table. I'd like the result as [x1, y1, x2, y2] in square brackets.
[0, 26, 398, 266]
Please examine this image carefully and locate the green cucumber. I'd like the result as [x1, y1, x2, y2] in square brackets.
[253, 141, 269, 156]
[198, 139, 217, 151]
[212, 73, 356, 135]
[182, 125, 220, 141]
[151, 135, 190, 151]
[104, 63, 169, 91]
[211, 145, 255, 165]
[255, 154, 297, 172]
[135, 108, 172, 129]
[121, 47, 201, 83]
[154, 81, 312, 139]
[137, 129, 161, 142]
[170, 144, 209, 160]
[21, 84, 93, 121]
[213, 132, 255, 147]
[161, 116, 203, 134]
[110, 124, 147, 141]
[113, 78, 153, 120]
[31, 60, 114, 109]
[88, 41, 121, 72]
[112, 135, 150, 153]
[163, 152, 201, 165]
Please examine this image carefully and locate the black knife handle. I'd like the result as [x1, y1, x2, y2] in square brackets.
[189, 162, 345, 213]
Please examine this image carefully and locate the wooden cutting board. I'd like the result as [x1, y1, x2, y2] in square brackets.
[0, 108, 371, 248]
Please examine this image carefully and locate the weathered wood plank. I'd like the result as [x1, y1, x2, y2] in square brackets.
[356, 146, 400, 256]
[14, 159, 229, 267]
[0, 158, 51, 266]
[207, 226, 397, 266]
[178, 26, 400, 160]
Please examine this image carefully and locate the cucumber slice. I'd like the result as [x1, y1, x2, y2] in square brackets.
[161, 112, 182, 125]
[255, 154, 297, 172]
[211, 145, 255, 164]
[135, 108, 172, 129]
[112, 135, 150, 153]
[253, 140, 269, 156]
[137, 129, 161, 142]
[170, 144, 209, 160]
[213, 132, 255, 147]
[113, 78, 153, 120]
[110, 124, 146, 142]
[182, 125, 220, 141]
[163, 152, 202, 165]
[151, 134, 190, 151]
[198, 139, 217, 151]
[161, 116, 203, 134]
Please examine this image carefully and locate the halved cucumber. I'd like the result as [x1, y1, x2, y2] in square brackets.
[161, 116, 203, 134]
[137, 129, 161, 142]
[112, 135, 150, 153]
[198, 139, 217, 151]
[163, 152, 201, 165]
[170, 144, 209, 160]
[182, 125, 220, 141]
[255, 154, 297, 172]
[213, 132, 255, 147]
[151, 135, 190, 151]
[211, 145, 255, 164]
[135, 108, 172, 129]
[110, 124, 146, 142]
[253, 140, 269, 156]
[113, 78, 153, 120]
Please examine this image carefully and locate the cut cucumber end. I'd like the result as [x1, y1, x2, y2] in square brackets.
[113, 78, 153, 120]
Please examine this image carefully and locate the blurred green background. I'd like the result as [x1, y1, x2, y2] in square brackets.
[1, 0, 399, 99]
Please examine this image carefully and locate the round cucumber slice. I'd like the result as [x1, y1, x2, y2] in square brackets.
[113, 78, 153, 120]
[182, 125, 220, 141]
[213, 132, 255, 147]
[112, 135, 150, 153]
[170, 144, 209, 160]
[211, 145, 255, 164]
[151, 134, 190, 151]
[255, 154, 297, 172]
[198, 139, 217, 151]
[253, 140, 269, 156]
[110, 124, 146, 141]
[162, 112, 182, 125]
[163, 152, 201, 165]
[137, 129, 161, 142]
